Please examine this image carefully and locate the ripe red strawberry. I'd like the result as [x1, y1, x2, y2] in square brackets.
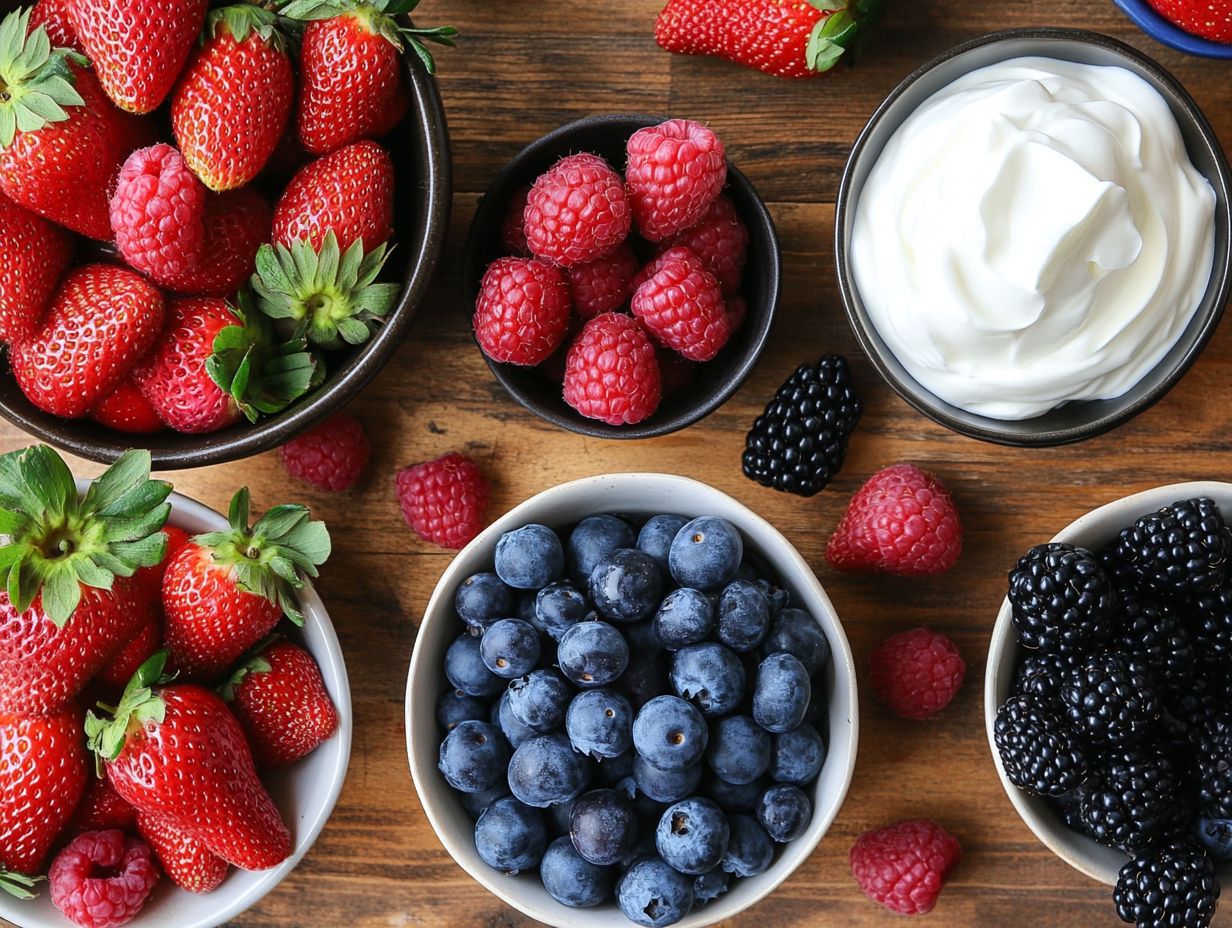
[71, 775, 137, 834]
[98, 616, 162, 690]
[0, 193, 73, 344]
[162, 489, 331, 681]
[395, 452, 490, 550]
[655, 0, 884, 78]
[472, 257, 572, 366]
[222, 638, 338, 767]
[11, 264, 165, 419]
[567, 241, 641, 320]
[137, 813, 228, 894]
[626, 119, 726, 242]
[523, 153, 632, 267]
[69, 0, 207, 114]
[272, 140, 395, 253]
[158, 188, 272, 297]
[91, 378, 165, 435]
[631, 245, 732, 361]
[283, 0, 456, 156]
[110, 144, 207, 281]
[28, 0, 82, 52]
[171, 6, 294, 192]
[661, 193, 749, 294]
[0, 703, 88, 875]
[1146, 0, 1232, 41]
[563, 312, 662, 425]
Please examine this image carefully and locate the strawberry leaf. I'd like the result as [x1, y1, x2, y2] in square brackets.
[85, 651, 170, 765]
[0, 869, 43, 900]
[0, 11, 85, 149]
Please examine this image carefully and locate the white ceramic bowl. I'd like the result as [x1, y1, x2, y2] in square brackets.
[0, 487, 353, 928]
[405, 473, 859, 928]
[984, 481, 1232, 885]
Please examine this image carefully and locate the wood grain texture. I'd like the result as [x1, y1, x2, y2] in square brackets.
[4, 0, 1232, 926]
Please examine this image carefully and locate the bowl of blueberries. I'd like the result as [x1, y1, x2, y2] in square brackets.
[404, 473, 858, 928]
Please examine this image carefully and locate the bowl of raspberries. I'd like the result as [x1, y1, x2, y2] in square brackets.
[986, 483, 1232, 928]
[405, 472, 857, 927]
[0, 444, 350, 928]
[0, 1, 451, 469]
[464, 114, 780, 439]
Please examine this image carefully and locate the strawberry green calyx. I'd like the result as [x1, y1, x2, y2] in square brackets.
[206, 4, 286, 49]
[0, 10, 88, 149]
[0, 869, 43, 900]
[278, 0, 458, 74]
[0, 446, 171, 626]
[805, 0, 885, 73]
[218, 639, 275, 701]
[84, 651, 171, 766]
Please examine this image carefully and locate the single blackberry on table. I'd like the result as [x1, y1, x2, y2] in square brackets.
[1113, 597, 1194, 694]
[1192, 714, 1232, 819]
[741, 355, 861, 497]
[994, 693, 1090, 797]
[1114, 838, 1220, 928]
[1060, 652, 1161, 747]
[1008, 543, 1115, 654]
[1014, 650, 1081, 702]
[1115, 498, 1231, 598]
[1079, 746, 1184, 853]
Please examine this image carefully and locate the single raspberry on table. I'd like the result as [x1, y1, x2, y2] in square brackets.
[870, 627, 966, 719]
[523, 153, 631, 267]
[563, 312, 661, 425]
[631, 245, 731, 362]
[626, 118, 726, 241]
[850, 819, 962, 915]
[396, 452, 490, 549]
[279, 412, 371, 492]
[567, 241, 640, 319]
[501, 185, 531, 256]
[661, 193, 749, 294]
[473, 257, 572, 366]
[49, 829, 160, 928]
[827, 464, 962, 576]
[109, 144, 206, 281]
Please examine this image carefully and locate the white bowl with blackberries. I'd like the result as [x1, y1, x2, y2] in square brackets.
[405, 473, 858, 928]
[985, 484, 1232, 928]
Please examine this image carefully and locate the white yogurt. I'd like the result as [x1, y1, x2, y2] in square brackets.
[851, 56, 1217, 420]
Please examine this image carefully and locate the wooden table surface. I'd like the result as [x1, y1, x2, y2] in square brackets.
[5, 1, 1232, 926]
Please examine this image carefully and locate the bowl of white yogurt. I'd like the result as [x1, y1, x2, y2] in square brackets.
[836, 28, 1231, 446]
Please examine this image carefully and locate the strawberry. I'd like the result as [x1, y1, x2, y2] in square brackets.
[162, 488, 331, 681]
[655, 0, 884, 78]
[1146, 0, 1232, 41]
[0, 194, 74, 344]
[0, 703, 88, 875]
[99, 616, 162, 689]
[137, 813, 228, 894]
[71, 775, 137, 833]
[91, 378, 165, 435]
[158, 188, 272, 297]
[0, 446, 171, 717]
[221, 637, 338, 767]
[11, 263, 165, 419]
[282, 0, 456, 156]
[87, 654, 292, 871]
[171, 6, 294, 192]
[28, 0, 82, 53]
[69, 0, 207, 114]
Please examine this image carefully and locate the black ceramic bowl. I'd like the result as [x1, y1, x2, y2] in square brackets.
[836, 28, 1232, 447]
[0, 32, 451, 469]
[463, 114, 780, 440]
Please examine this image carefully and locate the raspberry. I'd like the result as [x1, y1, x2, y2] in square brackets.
[827, 464, 962, 576]
[279, 412, 371, 492]
[869, 627, 965, 719]
[566, 241, 639, 320]
[501, 185, 531, 255]
[157, 188, 271, 296]
[523, 153, 631, 266]
[49, 830, 160, 928]
[661, 193, 749, 294]
[563, 312, 661, 426]
[396, 452, 490, 549]
[473, 257, 571, 366]
[849, 819, 961, 916]
[626, 118, 726, 241]
[631, 246, 731, 362]
[110, 144, 206, 281]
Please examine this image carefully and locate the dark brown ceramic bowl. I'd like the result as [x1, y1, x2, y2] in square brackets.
[0, 33, 451, 469]
[463, 114, 780, 440]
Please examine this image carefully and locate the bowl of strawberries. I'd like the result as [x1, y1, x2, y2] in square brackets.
[464, 114, 780, 439]
[0, 445, 351, 928]
[0, 0, 451, 468]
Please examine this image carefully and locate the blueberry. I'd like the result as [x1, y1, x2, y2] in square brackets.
[670, 642, 745, 717]
[721, 814, 774, 877]
[616, 857, 695, 927]
[770, 724, 826, 784]
[761, 608, 830, 676]
[570, 788, 639, 865]
[507, 733, 591, 808]
[534, 581, 590, 640]
[497, 690, 537, 748]
[619, 648, 672, 710]
[703, 776, 766, 814]
[753, 578, 791, 617]
[1198, 817, 1232, 860]
[637, 514, 689, 570]
[445, 633, 503, 698]
[716, 580, 770, 652]
[594, 749, 636, 788]
[474, 797, 546, 873]
[540, 836, 615, 908]
[633, 695, 708, 771]
[589, 549, 663, 623]
[756, 783, 812, 842]
[569, 515, 636, 584]
[566, 688, 634, 758]
[752, 652, 811, 733]
[706, 715, 771, 785]
[454, 572, 513, 632]
[802, 690, 827, 728]
[652, 588, 714, 650]
[549, 796, 578, 835]
[632, 753, 703, 804]
[438, 720, 510, 793]
[506, 669, 572, 732]
[669, 517, 743, 590]
[515, 590, 538, 624]
[479, 618, 541, 679]
[495, 524, 564, 589]
[692, 868, 730, 905]
[655, 798, 730, 875]
[460, 782, 511, 820]
[559, 620, 630, 688]
[623, 620, 663, 655]
[436, 688, 488, 732]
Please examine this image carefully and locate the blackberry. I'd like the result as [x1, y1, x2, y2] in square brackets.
[1187, 584, 1232, 665]
[1114, 838, 1219, 928]
[1008, 543, 1115, 653]
[1192, 714, 1232, 819]
[1047, 781, 1093, 835]
[1060, 652, 1160, 747]
[1113, 597, 1194, 694]
[1115, 498, 1231, 598]
[1160, 676, 1219, 759]
[993, 694, 1089, 797]
[741, 355, 861, 497]
[1079, 746, 1183, 853]
[1014, 650, 1081, 702]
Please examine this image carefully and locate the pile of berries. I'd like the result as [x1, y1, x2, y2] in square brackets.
[994, 497, 1232, 928]
[435, 512, 832, 926]
[473, 118, 751, 427]
[0, 445, 339, 928]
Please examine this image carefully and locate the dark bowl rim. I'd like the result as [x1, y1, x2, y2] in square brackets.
[834, 26, 1232, 448]
[1111, 0, 1232, 59]
[462, 113, 781, 441]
